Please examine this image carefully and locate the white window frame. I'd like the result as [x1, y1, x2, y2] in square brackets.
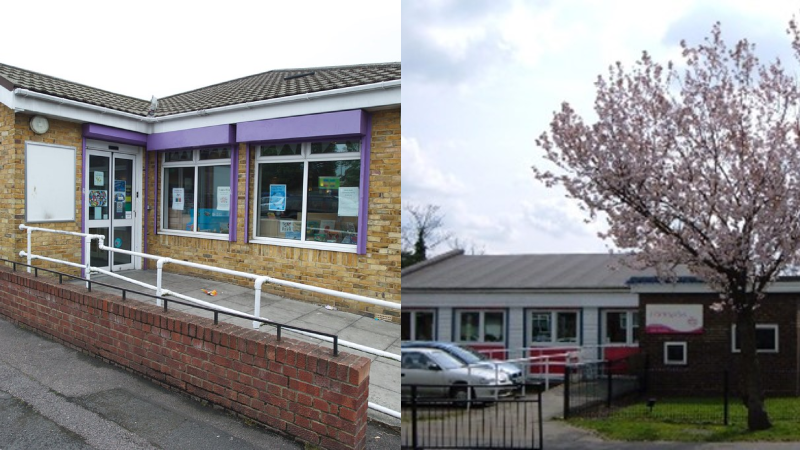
[250, 141, 361, 253]
[160, 148, 232, 241]
[731, 324, 779, 353]
[402, 310, 437, 341]
[664, 341, 687, 365]
[454, 310, 506, 344]
[602, 310, 640, 345]
[527, 310, 581, 345]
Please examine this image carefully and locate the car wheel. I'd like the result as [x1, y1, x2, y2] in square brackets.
[450, 385, 474, 408]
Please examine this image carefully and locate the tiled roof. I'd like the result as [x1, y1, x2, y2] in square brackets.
[0, 62, 401, 118]
[0, 63, 150, 115]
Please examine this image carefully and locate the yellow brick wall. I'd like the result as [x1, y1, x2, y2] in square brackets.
[145, 108, 402, 320]
[0, 105, 84, 275]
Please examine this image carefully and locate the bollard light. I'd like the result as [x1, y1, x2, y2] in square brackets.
[647, 398, 657, 413]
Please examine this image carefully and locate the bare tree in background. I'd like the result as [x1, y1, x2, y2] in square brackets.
[402, 203, 453, 267]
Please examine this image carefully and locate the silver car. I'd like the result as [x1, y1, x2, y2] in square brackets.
[401, 348, 514, 404]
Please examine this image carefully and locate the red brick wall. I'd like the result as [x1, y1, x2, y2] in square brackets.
[640, 293, 799, 396]
[0, 265, 370, 450]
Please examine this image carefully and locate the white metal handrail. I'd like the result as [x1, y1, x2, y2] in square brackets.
[19, 225, 401, 359]
[19, 224, 402, 419]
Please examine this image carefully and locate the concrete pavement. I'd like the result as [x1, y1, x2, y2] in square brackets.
[75, 269, 401, 428]
[0, 312, 400, 449]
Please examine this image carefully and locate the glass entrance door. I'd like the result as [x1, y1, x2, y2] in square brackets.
[86, 151, 136, 271]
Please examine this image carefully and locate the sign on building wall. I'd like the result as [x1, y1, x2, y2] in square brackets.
[25, 142, 76, 223]
[645, 304, 703, 334]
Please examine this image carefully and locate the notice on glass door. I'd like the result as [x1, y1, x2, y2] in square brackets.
[172, 188, 184, 210]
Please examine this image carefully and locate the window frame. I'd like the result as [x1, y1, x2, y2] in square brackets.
[250, 140, 362, 253]
[664, 341, 687, 365]
[527, 310, 581, 345]
[731, 324, 779, 354]
[454, 309, 506, 344]
[602, 310, 640, 345]
[160, 147, 233, 241]
[401, 310, 437, 341]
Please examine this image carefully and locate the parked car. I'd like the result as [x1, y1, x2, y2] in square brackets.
[402, 341, 525, 386]
[401, 348, 514, 404]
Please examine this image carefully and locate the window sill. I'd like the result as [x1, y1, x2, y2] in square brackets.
[158, 230, 230, 241]
[249, 237, 358, 253]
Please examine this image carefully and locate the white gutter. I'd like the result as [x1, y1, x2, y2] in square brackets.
[11, 79, 401, 130]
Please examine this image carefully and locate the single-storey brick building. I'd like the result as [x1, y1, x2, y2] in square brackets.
[0, 62, 400, 319]
[404, 251, 800, 394]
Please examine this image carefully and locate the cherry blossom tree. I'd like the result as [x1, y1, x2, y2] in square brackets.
[534, 21, 800, 430]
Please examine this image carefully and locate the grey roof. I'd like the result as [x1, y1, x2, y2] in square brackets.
[402, 253, 662, 291]
[0, 62, 400, 117]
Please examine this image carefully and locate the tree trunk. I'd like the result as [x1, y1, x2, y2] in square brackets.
[736, 306, 772, 431]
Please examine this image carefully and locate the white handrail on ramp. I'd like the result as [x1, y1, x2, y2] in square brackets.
[18, 224, 402, 419]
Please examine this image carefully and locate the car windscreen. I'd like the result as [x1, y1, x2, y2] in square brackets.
[457, 345, 491, 361]
[428, 351, 466, 370]
[447, 346, 484, 364]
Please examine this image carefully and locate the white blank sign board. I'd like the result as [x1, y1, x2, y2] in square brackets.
[25, 142, 76, 223]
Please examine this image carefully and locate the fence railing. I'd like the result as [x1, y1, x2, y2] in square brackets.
[18, 224, 402, 419]
[563, 352, 647, 419]
[401, 384, 543, 450]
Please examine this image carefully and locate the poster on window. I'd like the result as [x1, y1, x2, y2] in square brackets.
[338, 187, 358, 217]
[216, 186, 231, 211]
[269, 184, 286, 211]
[94, 171, 104, 186]
[88, 190, 107, 207]
[172, 188, 184, 210]
[318, 176, 340, 189]
[645, 304, 703, 334]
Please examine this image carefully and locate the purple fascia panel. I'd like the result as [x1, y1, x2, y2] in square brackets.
[236, 110, 366, 143]
[82, 123, 147, 146]
[148, 124, 235, 151]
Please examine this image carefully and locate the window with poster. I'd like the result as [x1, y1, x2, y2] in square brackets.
[161, 147, 232, 238]
[252, 140, 361, 252]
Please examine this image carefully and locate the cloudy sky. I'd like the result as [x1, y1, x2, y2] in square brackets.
[2, 1, 399, 100]
[402, 0, 800, 255]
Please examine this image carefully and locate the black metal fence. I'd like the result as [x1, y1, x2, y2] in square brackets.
[401, 385, 543, 450]
[563, 353, 647, 419]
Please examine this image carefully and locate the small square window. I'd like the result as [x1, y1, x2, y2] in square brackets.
[664, 342, 687, 365]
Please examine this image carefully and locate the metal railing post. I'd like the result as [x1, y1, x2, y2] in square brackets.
[84, 235, 92, 288]
[26, 227, 31, 273]
[563, 364, 571, 420]
[607, 359, 613, 409]
[411, 385, 419, 449]
[156, 258, 168, 307]
[724, 369, 729, 426]
[254, 276, 269, 329]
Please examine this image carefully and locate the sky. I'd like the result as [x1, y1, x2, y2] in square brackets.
[2, 1, 400, 100]
[402, 0, 800, 256]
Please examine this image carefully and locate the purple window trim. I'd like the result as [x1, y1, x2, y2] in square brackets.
[147, 124, 235, 151]
[236, 110, 366, 143]
[357, 113, 372, 255]
[80, 136, 87, 277]
[228, 145, 238, 242]
[244, 144, 251, 243]
[82, 123, 147, 146]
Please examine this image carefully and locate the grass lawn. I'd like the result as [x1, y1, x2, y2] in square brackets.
[569, 397, 800, 442]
